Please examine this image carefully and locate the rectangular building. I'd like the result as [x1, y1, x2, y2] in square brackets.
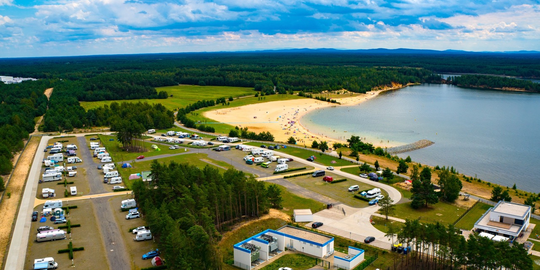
[473, 200, 531, 240]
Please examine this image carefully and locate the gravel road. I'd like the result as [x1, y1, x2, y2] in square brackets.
[77, 137, 107, 194]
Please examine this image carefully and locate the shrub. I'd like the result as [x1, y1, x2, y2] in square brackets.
[113, 188, 130, 192]
[330, 179, 347, 184]
[273, 167, 307, 175]
[284, 172, 313, 178]
[141, 266, 167, 270]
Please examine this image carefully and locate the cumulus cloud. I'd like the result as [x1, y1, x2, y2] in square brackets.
[0, 0, 13, 6]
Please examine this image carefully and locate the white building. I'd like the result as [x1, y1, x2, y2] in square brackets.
[334, 246, 365, 270]
[233, 226, 335, 270]
[473, 200, 531, 240]
[293, 209, 313, 222]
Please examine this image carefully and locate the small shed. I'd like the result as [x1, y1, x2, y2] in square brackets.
[293, 209, 313, 222]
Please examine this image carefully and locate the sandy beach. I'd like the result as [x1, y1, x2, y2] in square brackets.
[204, 86, 406, 149]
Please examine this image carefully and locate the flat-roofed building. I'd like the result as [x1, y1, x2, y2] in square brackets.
[473, 200, 531, 240]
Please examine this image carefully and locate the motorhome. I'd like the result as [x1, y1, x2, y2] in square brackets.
[70, 186, 77, 196]
[227, 137, 239, 143]
[50, 146, 62, 152]
[67, 171, 77, 177]
[277, 158, 288, 164]
[253, 157, 264, 164]
[42, 172, 62, 182]
[148, 129, 156, 134]
[66, 166, 76, 171]
[108, 177, 122, 185]
[135, 230, 152, 241]
[365, 188, 382, 199]
[104, 171, 119, 178]
[217, 136, 228, 142]
[47, 154, 63, 163]
[121, 199, 137, 210]
[97, 153, 109, 160]
[67, 157, 82, 164]
[275, 164, 289, 172]
[33, 257, 58, 270]
[166, 131, 176, 136]
[36, 229, 66, 242]
[66, 144, 77, 150]
[43, 200, 63, 209]
[101, 157, 112, 163]
[41, 188, 55, 198]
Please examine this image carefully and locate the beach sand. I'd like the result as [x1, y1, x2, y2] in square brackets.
[204, 87, 404, 148]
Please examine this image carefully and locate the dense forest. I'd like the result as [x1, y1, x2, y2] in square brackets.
[0, 81, 49, 174]
[131, 161, 282, 269]
[449, 75, 540, 92]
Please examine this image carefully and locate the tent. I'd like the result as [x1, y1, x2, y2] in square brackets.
[129, 174, 141, 180]
[152, 256, 163, 266]
[122, 163, 132, 168]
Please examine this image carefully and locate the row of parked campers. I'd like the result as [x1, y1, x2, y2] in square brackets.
[90, 141, 100, 150]
[243, 153, 290, 172]
[93, 147, 112, 163]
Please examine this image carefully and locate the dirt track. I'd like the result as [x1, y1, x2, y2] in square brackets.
[0, 136, 40, 269]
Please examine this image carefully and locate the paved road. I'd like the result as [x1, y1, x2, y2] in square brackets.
[78, 136, 107, 194]
[268, 178, 339, 205]
[93, 197, 131, 270]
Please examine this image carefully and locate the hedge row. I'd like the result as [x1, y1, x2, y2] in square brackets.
[141, 266, 167, 270]
[113, 188, 130, 192]
[57, 181, 75, 185]
[283, 172, 313, 178]
[354, 194, 370, 202]
[329, 179, 347, 184]
[273, 167, 307, 175]
[61, 205, 78, 209]
[57, 224, 81, 229]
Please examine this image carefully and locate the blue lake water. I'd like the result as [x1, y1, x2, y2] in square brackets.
[301, 84, 540, 192]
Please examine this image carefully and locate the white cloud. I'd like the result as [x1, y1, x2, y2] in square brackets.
[0, 15, 13, 26]
[0, 0, 13, 6]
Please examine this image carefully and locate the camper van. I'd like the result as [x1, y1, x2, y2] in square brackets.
[42, 172, 62, 182]
[67, 157, 82, 164]
[104, 171, 119, 178]
[33, 257, 58, 270]
[67, 171, 77, 177]
[66, 144, 78, 150]
[36, 229, 66, 242]
[101, 157, 112, 163]
[253, 157, 264, 164]
[275, 164, 289, 172]
[43, 200, 63, 209]
[277, 158, 288, 164]
[312, 170, 325, 177]
[47, 154, 63, 163]
[121, 199, 137, 210]
[261, 162, 272, 168]
[365, 188, 381, 199]
[108, 177, 122, 185]
[70, 186, 77, 196]
[135, 230, 152, 241]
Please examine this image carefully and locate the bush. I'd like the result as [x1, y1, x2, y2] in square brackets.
[273, 167, 307, 175]
[329, 179, 347, 184]
[61, 205, 78, 209]
[354, 194, 370, 202]
[141, 266, 167, 270]
[57, 181, 74, 185]
[113, 188, 130, 192]
[58, 224, 81, 229]
[284, 172, 313, 178]
[64, 189, 69, 197]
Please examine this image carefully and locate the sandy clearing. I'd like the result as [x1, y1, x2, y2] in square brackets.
[0, 136, 40, 269]
[205, 86, 406, 148]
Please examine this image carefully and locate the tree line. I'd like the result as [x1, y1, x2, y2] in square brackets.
[131, 161, 283, 269]
[396, 219, 532, 269]
[449, 75, 540, 92]
[0, 80, 50, 174]
[229, 127, 275, 142]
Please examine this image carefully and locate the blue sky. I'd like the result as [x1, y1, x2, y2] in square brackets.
[0, 0, 539, 57]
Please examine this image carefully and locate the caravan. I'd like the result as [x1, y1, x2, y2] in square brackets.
[135, 230, 152, 241]
[42, 172, 62, 182]
[47, 154, 64, 163]
[277, 158, 289, 164]
[262, 151, 273, 158]
[66, 144, 78, 150]
[41, 188, 55, 198]
[101, 157, 112, 163]
[227, 137, 239, 143]
[275, 164, 289, 172]
[121, 199, 137, 210]
[251, 149, 263, 155]
[104, 171, 119, 178]
[43, 200, 63, 209]
[108, 177, 122, 185]
[36, 229, 66, 242]
[97, 153, 109, 160]
[253, 157, 264, 164]
[67, 157, 82, 164]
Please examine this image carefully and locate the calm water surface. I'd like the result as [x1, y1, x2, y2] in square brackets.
[301, 84, 540, 192]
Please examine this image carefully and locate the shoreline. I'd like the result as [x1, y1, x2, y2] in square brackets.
[204, 83, 412, 149]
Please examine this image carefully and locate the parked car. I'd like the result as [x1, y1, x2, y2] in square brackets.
[97, 165, 102, 170]
[307, 157, 314, 162]
[268, 146, 275, 150]
[359, 173, 368, 178]
[126, 211, 141, 220]
[322, 176, 333, 182]
[207, 142, 214, 145]
[278, 268, 293, 270]
[364, 236, 376, 243]
[142, 249, 160, 260]
[90, 137, 98, 140]
[37, 226, 54, 233]
[312, 222, 324, 228]
[54, 217, 67, 224]
[348, 185, 360, 192]
[327, 166, 334, 171]
[260, 145, 266, 148]
[32, 211, 39, 222]
[368, 198, 379, 205]
[136, 155, 145, 160]
[132, 226, 147, 234]
[169, 146, 176, 150]
[43, 149, 48, 152]
[375, 194, 385, 200]
[286, 158, 294, 162]
[113, 186, 125, 190]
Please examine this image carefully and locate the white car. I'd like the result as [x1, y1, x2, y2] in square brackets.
[375, 194, 385, 200]
[169, 146, 176, 150]
[327, 166, 334, 171]
[348, 185, 360, 192]
[132, 226, 147, 234]
[113, 186, 125, 190]
[126, 211, 141, 220]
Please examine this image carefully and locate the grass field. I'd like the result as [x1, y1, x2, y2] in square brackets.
[454, 202, 492, 230]
[259, 254, 318, 270]
[532, 255, 540, 270]
[219, 218, 288, 269]
[530, 219, 540, 240]
[98, 134, 186, 161]
[389, 201, 468, 226]
[286, 173, 381, 208]
[80, 85, 256, 111]
[371, 216, 405, 233]
[118, 153, 232, 189]
[270, 183, 326, 216]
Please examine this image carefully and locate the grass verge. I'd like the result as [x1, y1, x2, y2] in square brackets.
[454, 202, 492, 230]
[371, 216, 405, 233]
[389, 201, 467, 226]
[259, 254, 318, 270]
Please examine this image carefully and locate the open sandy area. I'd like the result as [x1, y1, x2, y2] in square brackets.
[205, 88, 402, 148]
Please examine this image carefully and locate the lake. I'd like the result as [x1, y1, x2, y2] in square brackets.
[301, 84, 540, 192]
